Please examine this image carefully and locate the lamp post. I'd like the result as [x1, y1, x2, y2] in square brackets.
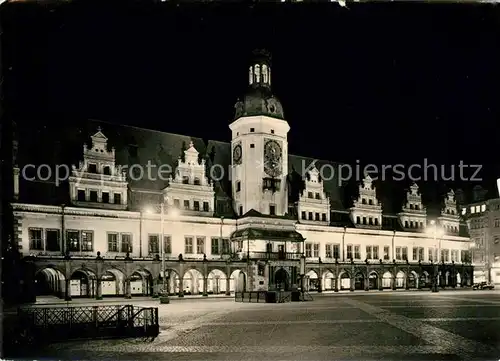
[160, 203, 168, 303]
[145, 202, 179, 304]
[428, 220, 443, 293]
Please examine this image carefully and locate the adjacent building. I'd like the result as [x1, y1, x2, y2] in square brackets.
[9, 50, 473, 301]
[462, 186, 500, 285]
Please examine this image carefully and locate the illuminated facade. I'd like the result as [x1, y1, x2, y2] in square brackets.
[11, 50, 473, 300]
[462, 190, 500, 285]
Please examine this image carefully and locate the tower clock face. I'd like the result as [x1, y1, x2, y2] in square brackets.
[264, 139, 282, 177]
[233, 144, 242, 165]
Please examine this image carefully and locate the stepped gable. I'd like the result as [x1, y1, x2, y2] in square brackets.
[86, 119, 206, 191]
[288, 154, 345, 211]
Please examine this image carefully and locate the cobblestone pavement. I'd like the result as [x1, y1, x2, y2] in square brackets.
[29, 290, 500, 360]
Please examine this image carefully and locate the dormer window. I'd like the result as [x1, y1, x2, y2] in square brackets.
[415, 205, 419, 210]
[194, 178, 201, 186]
[362, 198, 367, 204]
[182, 176, 189, 184]
[308, 192, 313, 198]
[315, 193, 320, 200]
[368, 199, 373, 205]
[250, 128, 255, 132]
[103, 166, 111, 175]
[410, 204, 414, 209]
[374, 218, 379, 226]
[88, 163, 97, 173]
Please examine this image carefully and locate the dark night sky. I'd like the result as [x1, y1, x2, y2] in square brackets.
[3, 1, 500, 199]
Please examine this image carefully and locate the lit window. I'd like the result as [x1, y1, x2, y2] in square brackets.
[481, 204, 486, 212]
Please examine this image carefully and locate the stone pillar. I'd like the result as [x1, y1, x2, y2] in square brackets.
[178, 261, 185, 297]
[64, 258, 72, 301]
[317, 260, 322, 293]
[225, 264, 231, 296]
[378, 275, 383, 291]
[334, 263, 339, 292]
[202, 261, 208, 296]
[124, 256, 133, 299]
[95, 256, 104, 300]
[350, 264, 355, 292]
[392, 264, 397, 290]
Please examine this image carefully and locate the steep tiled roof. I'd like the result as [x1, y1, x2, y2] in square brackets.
[12, 119, 470, 237]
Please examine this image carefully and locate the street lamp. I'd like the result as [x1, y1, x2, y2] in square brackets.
[427, 220, 444, 292]
[145, 202, 179, 304]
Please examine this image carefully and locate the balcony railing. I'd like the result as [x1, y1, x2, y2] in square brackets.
[245, 251, 303, 261]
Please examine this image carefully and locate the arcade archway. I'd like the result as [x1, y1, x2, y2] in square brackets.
[35, 267, 65, 298]
[70, 269, 96, 297]
[275, 268, 289, 291]
[354, 272, 365, 290]
[368, 272, 378, 289]
[207, 269, 227, 294]
[230, 270, 247, 293]
[382, 271, 392, 288]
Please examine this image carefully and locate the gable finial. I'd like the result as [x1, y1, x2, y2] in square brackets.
[97, 126, 102, 132]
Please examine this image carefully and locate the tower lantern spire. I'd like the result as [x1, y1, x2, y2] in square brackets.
[248, 49, 272, 88]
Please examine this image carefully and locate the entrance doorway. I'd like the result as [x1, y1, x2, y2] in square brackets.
[275, 268, 289, 291]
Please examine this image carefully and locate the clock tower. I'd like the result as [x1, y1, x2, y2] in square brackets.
[229, 49, 290, 217]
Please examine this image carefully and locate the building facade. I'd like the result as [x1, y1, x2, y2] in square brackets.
[462, 192, 500, 285]
[10, 50, 473, 301]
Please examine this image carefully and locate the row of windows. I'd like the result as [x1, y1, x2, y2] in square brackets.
[77, 189, 122, 204]
[355, 216, 380, 226]
[28, 228, 242, 256]
[303, 242, 470, 263]
[234, 128, 275, 137]
[172, 199, 210, 212]
[86, 163, 112, 175]
[404, 220, 424, 228]
[180, 176, 202, 185]
[360, 198, 375, 205]
[406, 203, 422, 211]
[467, 204, 487, 214]
[307, 192, 322, 200]
[301, 211, 327, 222]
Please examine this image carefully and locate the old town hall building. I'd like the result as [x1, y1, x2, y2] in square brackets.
[9, 50, 473, 301]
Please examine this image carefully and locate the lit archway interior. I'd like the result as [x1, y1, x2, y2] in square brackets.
[323, 271, 334, 291]
[70, 269, 97, 297]
[207, 269, 227, 294]
[382, 271, 392, 288]
[35, 267, 66, 298]
[183, 269, 204, 295]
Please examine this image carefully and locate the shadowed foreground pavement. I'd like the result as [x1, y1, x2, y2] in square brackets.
[26, 290, 500, 360]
